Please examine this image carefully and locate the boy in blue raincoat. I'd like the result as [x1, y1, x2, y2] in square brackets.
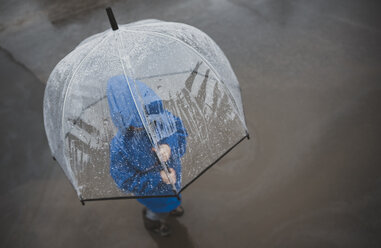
[107, 75, 188, 236]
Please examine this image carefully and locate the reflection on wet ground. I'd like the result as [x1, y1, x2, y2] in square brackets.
[147, 218, 194, 248]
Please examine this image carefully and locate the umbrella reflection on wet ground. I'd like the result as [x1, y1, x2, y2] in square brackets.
[147, 218, 194, 248]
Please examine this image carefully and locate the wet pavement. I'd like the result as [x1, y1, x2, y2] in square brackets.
[1, 0, 381, 247]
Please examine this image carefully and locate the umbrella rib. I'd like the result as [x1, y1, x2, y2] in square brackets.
[114, 30, 179, 196]
[60, 32, 112, 191]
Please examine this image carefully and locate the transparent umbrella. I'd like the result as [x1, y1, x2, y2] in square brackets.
[43, 8, 249, 204]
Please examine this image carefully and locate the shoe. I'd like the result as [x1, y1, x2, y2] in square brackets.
[142, 208, 171, 237]
[169, 205, 184, 217]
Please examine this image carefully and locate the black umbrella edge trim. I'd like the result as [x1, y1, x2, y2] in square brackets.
[179, 133, 249, 194]
[79, 133, 249, 205]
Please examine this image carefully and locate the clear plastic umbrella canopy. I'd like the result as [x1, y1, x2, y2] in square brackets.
[44, 9, 249, 203]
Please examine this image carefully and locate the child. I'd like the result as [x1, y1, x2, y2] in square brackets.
[107, 75, 188, 236]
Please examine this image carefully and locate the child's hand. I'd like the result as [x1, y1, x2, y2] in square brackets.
[152, 144, 171, 162]
[160, 168, 176, 184]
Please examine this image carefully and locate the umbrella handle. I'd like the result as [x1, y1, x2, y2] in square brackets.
[153, 150, 180, 199]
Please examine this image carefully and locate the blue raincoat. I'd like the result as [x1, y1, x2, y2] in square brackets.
[107, 75, 188, 213]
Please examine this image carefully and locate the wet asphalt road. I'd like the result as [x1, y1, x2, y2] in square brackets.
[1, 0, 381, 247]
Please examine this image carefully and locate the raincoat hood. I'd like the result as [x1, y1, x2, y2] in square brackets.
[107, 75, 162, 132]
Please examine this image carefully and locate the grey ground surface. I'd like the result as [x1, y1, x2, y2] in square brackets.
[1, 0, 381, 247]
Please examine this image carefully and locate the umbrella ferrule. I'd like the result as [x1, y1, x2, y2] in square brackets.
[106, 7, 119, 31]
